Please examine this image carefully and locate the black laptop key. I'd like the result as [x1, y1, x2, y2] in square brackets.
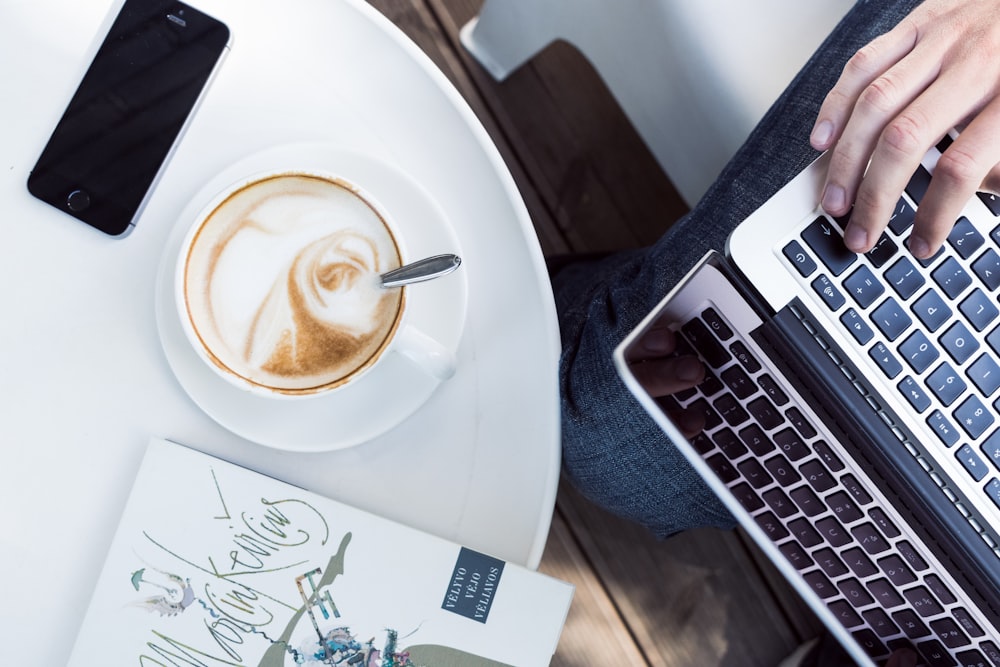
[698, 370, 725, 397]
[854, 629, 889, 660]
[913, 290, 953, 331]
[897, 541, 930, 572]
[706, 454, 738, 483]
[952, 608, 985, 638]
[925, 574, 958, 607]
[774, 428, 810, 461]
[982, 479, 1000, 513]
[788, 517, 823, 548]
[954, 397, 994, 441]
[721, 365, 756, 399]
[931, 618, 972, 650]
[842, 473, 873, 505]
[827, 490, 864, 523]
[966, 354, 1000, 396]
[778, 540, 813, 571]
[762, 488, 796, 518]
[812, 274, 847, 310]
[981, 641, 1000, 666]
[948, 216, 986, 259]
[758, 374, 789, 405]
[959, 289, 999, 331]
[814, 440, 845, 472]
[863, 608, 900, 638]
[886, 256, 926, 299]
[845, 265, 885, 308]
[764, 453, 800, 486]
[800, 458, 836, 492]
[979, 192, 1000, 216]
[956, 649, 990, 667]
[941, 322, 980, 364]
[790, 485, 824, 517]
[802, 216, 857, 276]
[889, 196, 918, 235]
[868, 578, 906, 609]
[804, 570, 838, 599]
[899, 330, 940, 373]
[739, 424, 774, 456]
[869, 508, 901, 539]
[918, 639, 959, 667]
[785, 407, 817, 438]
[754, 511, 789, 541]
[927, 362, 968, 406]
[852, 522, 890, 555]
[690, 432, 713, 455]
[928, 409, 961, 447]
[933, 256, 974, 300]
[731, 482, 764, 512]
[878, 554, 917, 586]
[829, 600, 864, 629]
[839, 577, 875, 608]
[729, 340, 762, 373]
[894, 609, 932, 640]
[841, 307, 875, 344]
[681, 319, 731, 368]
[906, 163, 933, 205]
[842, 546, 878, 578]
[866, 233, 899, 268]
[972, 248, 1000, 290]
[817, 515, 852, 548]
[783, 239, 818, 277]
[747, 396, 784, 430]
[713, 393, 750, 426]
[701, 307, 734, 340]
[899, 375, 933, 412]
[871, 298, 913, 341]
[814, 547, 849, 578]
[714, 428, 747, 460]
[688, 398, 723, 430]
[905, 586, 945, 617]
[737, 459, 773, 489]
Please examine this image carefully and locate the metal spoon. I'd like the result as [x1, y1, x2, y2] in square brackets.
[379, 253, 462, 288]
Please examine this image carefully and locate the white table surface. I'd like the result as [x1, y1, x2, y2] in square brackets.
[0, 0, 561, 661]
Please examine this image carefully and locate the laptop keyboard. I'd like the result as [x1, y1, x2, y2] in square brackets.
[664, 306, 1000, 666]
[658, 145, 1000, 665]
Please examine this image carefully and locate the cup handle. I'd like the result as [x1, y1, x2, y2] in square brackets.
[395, 325, 456, 380]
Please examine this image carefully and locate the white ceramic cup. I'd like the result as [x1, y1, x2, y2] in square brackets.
[175, 170, 456, 398]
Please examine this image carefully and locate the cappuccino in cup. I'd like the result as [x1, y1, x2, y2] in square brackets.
[178, 171, 418, 396]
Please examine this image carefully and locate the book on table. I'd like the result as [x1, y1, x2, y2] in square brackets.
[67, 438, 573, 666]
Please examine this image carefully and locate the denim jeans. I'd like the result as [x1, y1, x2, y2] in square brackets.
[553, 0, 924, 538]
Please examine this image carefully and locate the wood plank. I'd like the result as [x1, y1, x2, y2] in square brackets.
[539, 510, 651, 666]
[556, 482, 806, 667]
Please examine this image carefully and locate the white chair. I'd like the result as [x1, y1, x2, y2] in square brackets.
[461, 0, 854, 206]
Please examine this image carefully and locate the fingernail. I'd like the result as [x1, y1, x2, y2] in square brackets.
[811, 119, 834, 148]
[909, 235, 930, 259]
[843, 224, 868, 252]
[676, 356, 703, 383]
[822, 184, 847, 214]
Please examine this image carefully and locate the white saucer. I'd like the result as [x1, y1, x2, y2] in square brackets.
[154, 144, 468, 452]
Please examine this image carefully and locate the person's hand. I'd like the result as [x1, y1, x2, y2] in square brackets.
[884, 647, 918, 667]
[811, 0, 1000, 259]
[627, 325, 706, 437]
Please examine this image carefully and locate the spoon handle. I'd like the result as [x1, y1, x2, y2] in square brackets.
[380, 254, 462, 288]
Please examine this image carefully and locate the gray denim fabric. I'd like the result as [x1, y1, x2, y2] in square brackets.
[553, 0, 924, 538]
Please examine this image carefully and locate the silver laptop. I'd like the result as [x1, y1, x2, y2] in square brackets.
[615, 139, 1000, 667]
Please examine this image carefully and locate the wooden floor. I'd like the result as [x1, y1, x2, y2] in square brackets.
[366, 1, 828, 664]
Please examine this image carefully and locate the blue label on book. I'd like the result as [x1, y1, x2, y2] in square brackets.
[441, 547, 505, 623]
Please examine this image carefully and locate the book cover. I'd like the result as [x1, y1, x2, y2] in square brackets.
[67, 438, 573, 666]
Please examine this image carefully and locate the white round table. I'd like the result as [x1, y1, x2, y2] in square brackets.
[0, 0, 561, 662]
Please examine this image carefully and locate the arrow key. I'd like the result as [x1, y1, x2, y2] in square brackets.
[802, 216, 857, 276]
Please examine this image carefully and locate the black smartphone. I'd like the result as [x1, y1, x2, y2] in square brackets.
[27, 0, 230, 237]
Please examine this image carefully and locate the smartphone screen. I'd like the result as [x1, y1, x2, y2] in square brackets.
[27, 0, 230, 236]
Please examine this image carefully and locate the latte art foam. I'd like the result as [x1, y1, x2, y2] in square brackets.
[183, 173, 403, 393]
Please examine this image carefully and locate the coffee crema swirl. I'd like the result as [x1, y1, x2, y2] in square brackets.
[183, 173, 403, 394]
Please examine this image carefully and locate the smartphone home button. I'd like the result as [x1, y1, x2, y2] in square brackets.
[66, 189, 91, 212]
